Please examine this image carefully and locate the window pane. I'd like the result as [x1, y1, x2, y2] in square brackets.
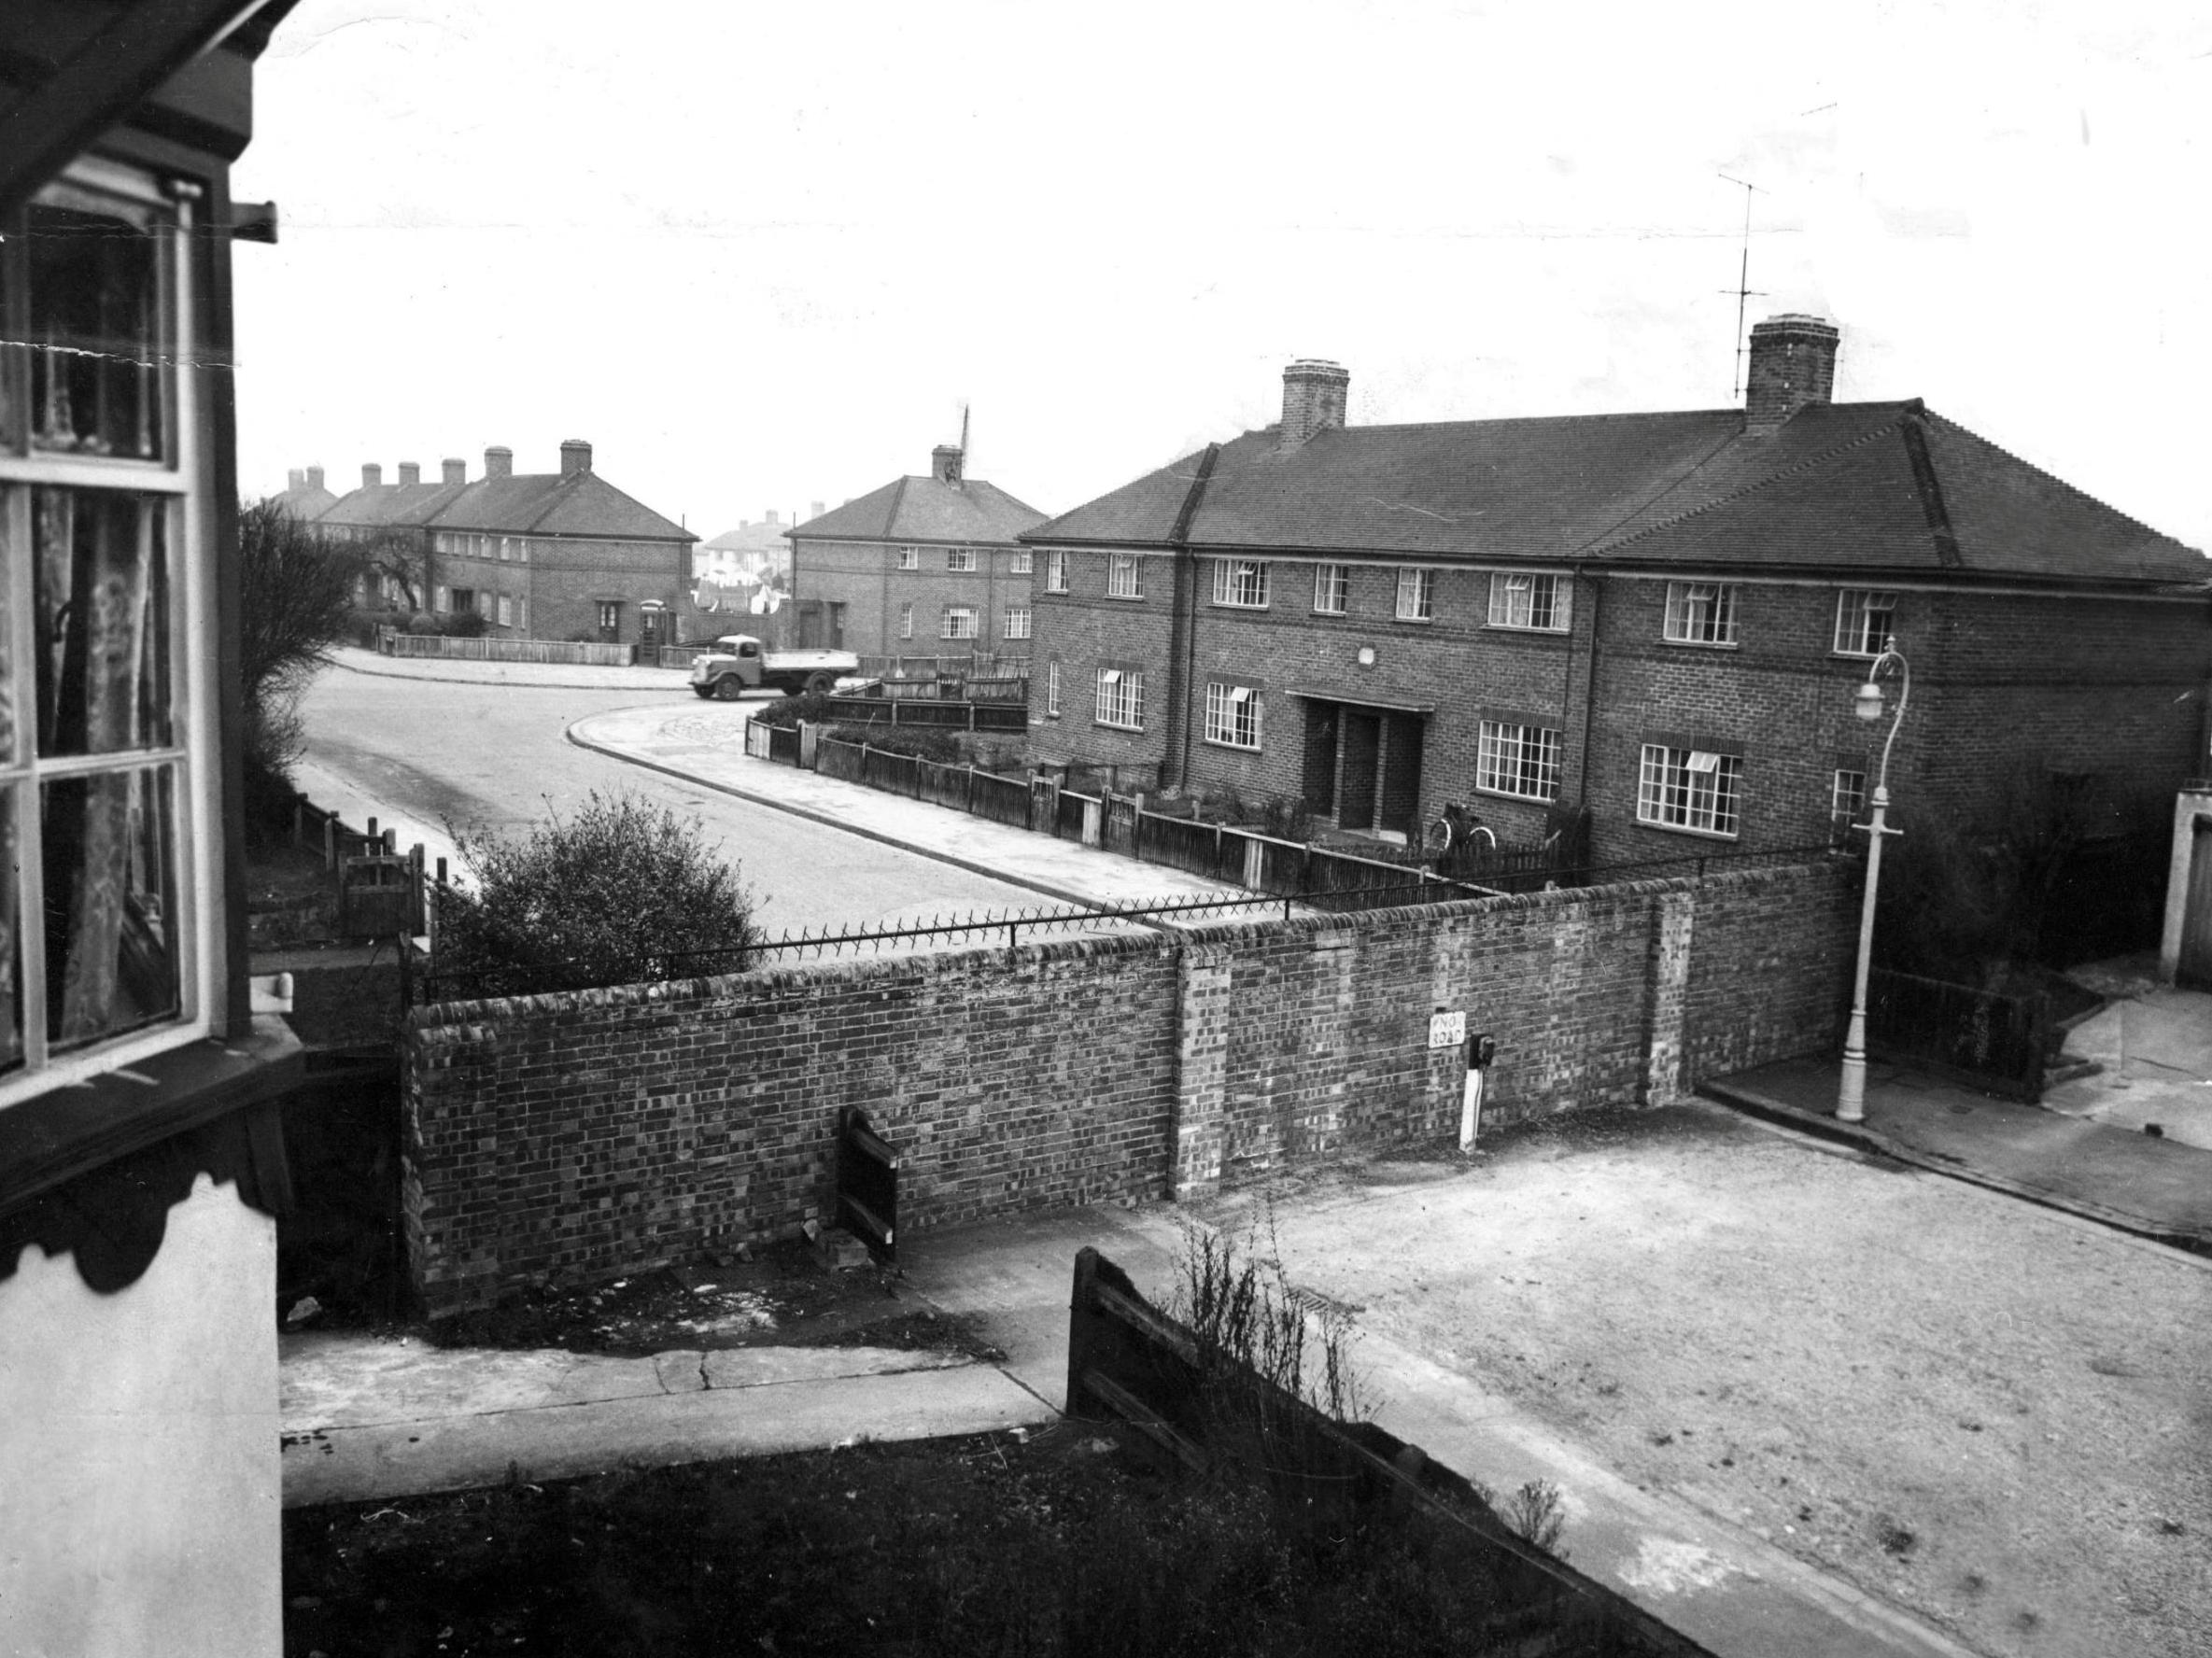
[32, 488, 171, 756]
[42, 764, 179, 1050]
[0, 789, 19, 1072]
[28, 193, 165, 460]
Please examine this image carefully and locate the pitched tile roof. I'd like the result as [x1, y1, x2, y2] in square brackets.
[318, 480, 468, 531]
[268, 481, 339, 522]
[430, 471, 693, 541]
[1028, 401, 2207, 589]
[793, 474, 1047, 545]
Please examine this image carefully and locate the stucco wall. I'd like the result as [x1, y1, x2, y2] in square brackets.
[0, 1176, 279, 1658]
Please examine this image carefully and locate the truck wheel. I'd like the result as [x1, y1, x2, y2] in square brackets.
[693, 686, 713, 699]
[713, 677, 743, 702]
[805, 671, 835, 697]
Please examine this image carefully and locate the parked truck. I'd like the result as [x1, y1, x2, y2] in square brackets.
[689, 635, 859, 699]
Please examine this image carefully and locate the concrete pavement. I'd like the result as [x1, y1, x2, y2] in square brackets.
[326, 643, 689, 691]
[567, 701, 1247, 913]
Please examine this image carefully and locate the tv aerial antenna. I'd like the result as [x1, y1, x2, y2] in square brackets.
[1718, 174, 1768, 400]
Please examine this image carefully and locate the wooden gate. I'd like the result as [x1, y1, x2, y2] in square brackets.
[1103, 793, 1140, 858]
[835, 1107, 898, 1263]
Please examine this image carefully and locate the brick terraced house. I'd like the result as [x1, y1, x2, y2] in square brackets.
[787, 442, 1048, 659]
[1023, 317, 2212, 875]
[313, 440, 697, 646]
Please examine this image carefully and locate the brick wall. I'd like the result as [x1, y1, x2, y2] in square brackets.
[404, 860, 1853, 1314]
[793, 537, 1033, 657]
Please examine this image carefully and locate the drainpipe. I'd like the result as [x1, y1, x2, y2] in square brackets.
[1164, 443, 1221, 792]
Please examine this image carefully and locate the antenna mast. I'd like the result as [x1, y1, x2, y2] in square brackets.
[959, 402, 970, 463]
[1718, 174, 1768, 400]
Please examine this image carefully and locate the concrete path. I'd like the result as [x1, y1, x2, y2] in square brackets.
[279, 1337, 1051, 1509]
[1703, 1049, 2212, 1253]
[325, 643, 690, 691]
[567, 703, 1249, 914]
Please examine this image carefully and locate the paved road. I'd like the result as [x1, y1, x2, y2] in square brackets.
[293, 665, 1049, 936]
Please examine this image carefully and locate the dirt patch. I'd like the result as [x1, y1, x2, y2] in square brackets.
[407, 1240, 1001, 1363]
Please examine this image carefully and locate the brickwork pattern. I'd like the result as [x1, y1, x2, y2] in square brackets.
[1029, 557, 2209, 866]
[403, 861, 1854, 1313]
[794, 537, 1033, 657]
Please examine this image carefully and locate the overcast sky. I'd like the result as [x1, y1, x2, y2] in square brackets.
[233, 0, 2212, 552]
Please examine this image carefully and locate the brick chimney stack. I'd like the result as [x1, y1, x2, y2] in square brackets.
[485, 446, 513, 480]
[443, 458, 465, 485]
[398, 461, 420, 486]
[559, 439, 592, 478]
[932, 444, 964, 485]
[1744, 314, 1840, 433]
[810, 499, 825, 520]
[306, 466, 324, 491]
[287, 469, 303, 490]
[1279, 360, 1349, 452]
[361, 463, 383, 487]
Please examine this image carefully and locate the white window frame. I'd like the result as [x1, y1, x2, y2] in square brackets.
[1045, 661, 1062, 718]
[498, 536, 511, 562]
[1203, 682, 1262, 751]
[516, 597, 528, 632]
[1663, 581, 1739, 647]
[1395, 567, 1435, 623]
[1637, 745, 1743, 837]
[1313, 563, 1348, 615]
[941, 605, 978, 640]
[1004, 606, 1032, 640]
[946, 546, 977, 572]
[1831, 768, 1867, 843]
[1094, 666, 1145, 730]
[1045, 549, 1068, 593]
[434, 584, 451, 612]
[518, 539, 530, 564]
[496, 594, 513, 626]
[1106, 554, 1144, 599]
[1475, 721, 1562, 802]
[1487, 572, 1568, 632]
[1011, 549, 1034, 575]
[0, 161, 219, 1103]
[898, 603, 913, 640]
[1833, 590, 1896, 658]
[896, 546, 919, 570]
[1211, 559, 1269, 609]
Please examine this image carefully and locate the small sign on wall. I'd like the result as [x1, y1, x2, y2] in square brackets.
[1428, 1009, 1466, 1049]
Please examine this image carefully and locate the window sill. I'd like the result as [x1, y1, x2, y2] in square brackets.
[1104, 594, 1147, 602]
[1394, 615, 1434, 625]
[1472, 784, 1557, 806]
[1203, 738, 1262, 753]
[1830, 649, 1886, 662]
[1483, 623, 1570, 637]
[1312, 609, 1347, 619]
[0, 1016, 305, 1221]
[1093, 722, 1145, 734]
[1659, 639, 1740, 651]
[1633, 819, 1740, 842]
[1209, 603, 1271, 612]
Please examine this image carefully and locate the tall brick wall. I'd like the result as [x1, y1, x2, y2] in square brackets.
[404, 860, 1854, 1314]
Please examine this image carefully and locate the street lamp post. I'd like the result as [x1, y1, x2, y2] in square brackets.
[1838, 645, 1909, 1123]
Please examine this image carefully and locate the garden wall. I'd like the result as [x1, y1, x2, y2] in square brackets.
[404, 860, 1855, 1313]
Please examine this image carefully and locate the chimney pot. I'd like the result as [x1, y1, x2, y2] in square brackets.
[398, 461, 420, 487]
[306, 465, 324, 490]
[486, 446, 513, 480]
[288, 469, 303, 490]
[559, 439, 592, 478]
[1744, 314, 1840, 433]
[362, 463, 383, 488]
[443, 457, 465, 486]
[932, 444, 964, 485]
[767, 510, 780, 526]
[810, 499, 825, 520]
[1278, 360, 1350, 452]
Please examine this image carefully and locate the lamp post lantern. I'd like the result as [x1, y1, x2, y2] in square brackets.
[1839, 645, 1909, 1122]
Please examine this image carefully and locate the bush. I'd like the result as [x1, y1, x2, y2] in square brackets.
[750, 691, 841, 730]
[445, 609, 491, 639]
[435, 791, 758, 993]
[405, 611, 443, 636]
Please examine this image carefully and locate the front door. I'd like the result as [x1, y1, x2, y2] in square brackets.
[1378, 713, 1425, 840]
[1338, 711, 1381, 832]
[2182, 820, 2212, 988]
